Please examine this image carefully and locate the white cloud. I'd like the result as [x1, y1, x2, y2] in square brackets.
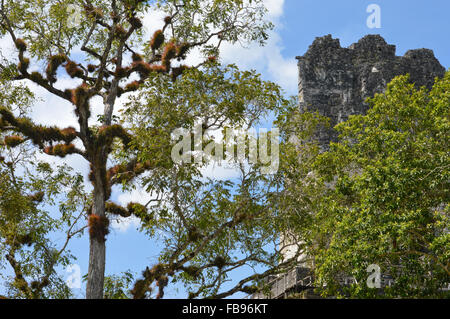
[220, 34, 298, 94]
[117, 187, 153, 206]
[108, 188, 153, 233]
[264, 0, 285, 19]
[200, 162, 242, 180]
[265, 34, 298, 93]
[141, 7, 167, 37]
[110, 215, 140, 233]
[0, 36, 15, 59]
[220, 0, 297, 94]
[28, 78, 80, 128]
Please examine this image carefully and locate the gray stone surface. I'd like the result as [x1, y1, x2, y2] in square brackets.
[296, 34, 445, 146]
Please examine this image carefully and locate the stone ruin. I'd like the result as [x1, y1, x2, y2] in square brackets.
[296, 34, 445, 146]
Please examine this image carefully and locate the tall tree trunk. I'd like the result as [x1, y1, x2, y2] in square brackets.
[86, 170, 107, 299]
[85, 90, 116, 299]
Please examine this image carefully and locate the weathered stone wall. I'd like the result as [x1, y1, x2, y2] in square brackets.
[296, 34, 445, 146]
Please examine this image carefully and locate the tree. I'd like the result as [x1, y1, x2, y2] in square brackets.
[103, 271, 136, 299]
[0, 0, 284, 298]
[287, 73, 449, 298]
[0, 158, 88, 299]
[0, 75, 88, 299]
[115, 62, 304, 299]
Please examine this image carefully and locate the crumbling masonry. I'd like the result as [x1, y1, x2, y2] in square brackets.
[297, 34, 445, 146]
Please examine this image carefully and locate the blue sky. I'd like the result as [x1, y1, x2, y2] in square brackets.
[283, 0, 450, 65]
[265, 0, 449, 95]
[2, 0, 448, 298]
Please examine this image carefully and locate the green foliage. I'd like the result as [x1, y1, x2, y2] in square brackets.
[118, 63, 293, 298]
[0, 0, 272, 62]
[0, 76, 88, 297]
[0, 154, 89, 298]
[285, 72, 450, 298]
[103, 271, 136, 299]
[120, 63, 287, 171]
[154, 0, 272, 56]
[0, 0, 289, 299]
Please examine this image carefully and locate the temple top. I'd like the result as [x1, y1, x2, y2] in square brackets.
[295, 34, 445, 146]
